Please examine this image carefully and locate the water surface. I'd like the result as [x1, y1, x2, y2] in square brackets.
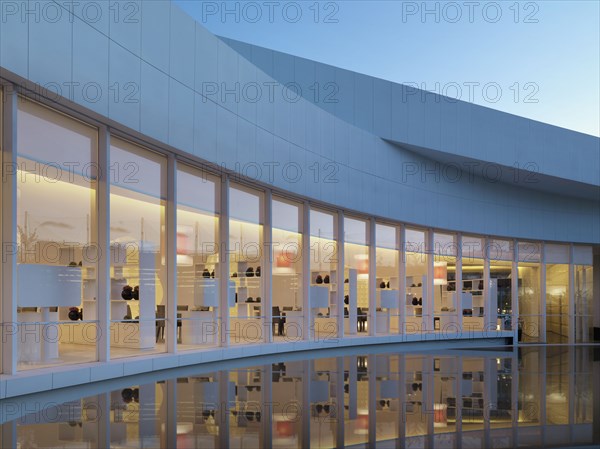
[2, 345, 598, 448]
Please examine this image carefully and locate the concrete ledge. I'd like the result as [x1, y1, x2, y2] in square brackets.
[0, 330, 513, 400]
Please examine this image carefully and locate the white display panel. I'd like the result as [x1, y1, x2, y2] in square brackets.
[310, 285, 329, 308]
[17, 264, 82, 307]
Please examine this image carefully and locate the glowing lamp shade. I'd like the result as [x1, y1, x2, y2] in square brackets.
[176, 231, 193, 266]
[355, 254, 369, 275]
[434, 262, 448, 286]
[176, 232, 189, 255]
[275, 420, 294, 438]
[276, 251, 292, 268]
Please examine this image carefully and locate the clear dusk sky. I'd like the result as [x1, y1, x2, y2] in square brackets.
[176, 1, 600, 137]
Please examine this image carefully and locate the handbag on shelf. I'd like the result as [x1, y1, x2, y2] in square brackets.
[121, 285, 133, 300]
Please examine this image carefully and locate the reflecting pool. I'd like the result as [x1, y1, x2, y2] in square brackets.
[1, 345, 598, 448]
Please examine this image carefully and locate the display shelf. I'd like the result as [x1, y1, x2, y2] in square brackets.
[434, 291, 458, 315]
[236, 302, 262, 318]
[105, 243, 157, 349]
[405, 275, 427, 318]
[231, 261, 262, 278]
[177, 262, 220, 309]
[17, 310, 59, 363]
[273, 272, 300, 309]
[83, 299, 128, 321]
[310, 270, 335, 289]
[461, 278, 488, 317]
[376, 276, 399, 290]
[344, 268, 358, 333]
[356, 278, 369, 308]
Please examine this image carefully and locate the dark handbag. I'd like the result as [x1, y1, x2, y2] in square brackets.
[121, 285, 133, 300]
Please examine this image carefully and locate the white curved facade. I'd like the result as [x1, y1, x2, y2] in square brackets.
[0, 1, 598, 397]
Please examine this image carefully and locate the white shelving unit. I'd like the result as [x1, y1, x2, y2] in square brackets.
[17, 264, 82, 362]
[405, 274, 427, 332]
[344, 268, 358, 334]
[310, 270, 335, 336]
[462, 278, 485, 316]
[406, 275, 426, 316]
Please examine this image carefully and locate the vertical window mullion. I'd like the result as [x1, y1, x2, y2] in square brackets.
[166, 154, 177, 353]
[97, 127, 110, 362]
[1, 85, 18, 375]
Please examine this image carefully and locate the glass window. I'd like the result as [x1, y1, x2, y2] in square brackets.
[545, 263, 569, 343]
[518, 241, 541, 263]
[433, 233, 458, 332]
[229, 184, 263, 345]
[490, 260, 514, 331]
[574, 265, 593, 343]
[489, 239, 514, 330]
[344, 217, 369, 335]
[461, 236, 485, 331]
[176, 165, 219, 350]
[489, 239, 513, 262]
[16, 98, 98, 370]
[272, 198, 303, 340]
[404, 229, 427, 334]
[376, 224, 399, 334]
[109, 138, 167, 358]
[517, 242, 542, 342]
[545, 244, 569, 264]
[310, 209, 338, 339]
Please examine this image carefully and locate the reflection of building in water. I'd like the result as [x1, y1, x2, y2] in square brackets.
[4, 346, 598, 449]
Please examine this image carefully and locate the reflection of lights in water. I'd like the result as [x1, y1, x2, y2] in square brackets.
[546, 392, 567, 403]
[176, 254, 193, 266]
[433, 403, 448, 427]
[354, 409, 369, 435]
[176, 423, 193, 434]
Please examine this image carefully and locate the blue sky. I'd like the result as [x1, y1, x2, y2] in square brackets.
[176, 1, 600, 137]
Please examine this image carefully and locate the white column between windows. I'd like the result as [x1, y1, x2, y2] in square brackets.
[336, 211, 345, 339]
[368, 218, 377, 336]
[455, 233, 463, 336]
[398, 225, 406, 335]
[219, 176, 230, 347]
[97, 127, 110, 362]
[263, 189, 273, 344]
[540, 243, 547, 343]
[425, 229, 434, 332]
[568, 244, 575, 344]
[166, 154, 178, 352]
[1, 86, 18, 375]
[484, 237, 493, 333]
[512, 239, 519, 343]
[302, 202, 311, 340]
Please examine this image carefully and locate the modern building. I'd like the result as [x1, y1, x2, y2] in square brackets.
[0, 1, 598, 397]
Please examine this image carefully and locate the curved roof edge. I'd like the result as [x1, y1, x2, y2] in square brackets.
[218, 36, 600, 194]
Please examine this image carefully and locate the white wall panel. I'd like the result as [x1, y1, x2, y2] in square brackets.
[108, 41, 141, 131]
[73, 16, 109, 117]
[0, 0, 596, 246]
